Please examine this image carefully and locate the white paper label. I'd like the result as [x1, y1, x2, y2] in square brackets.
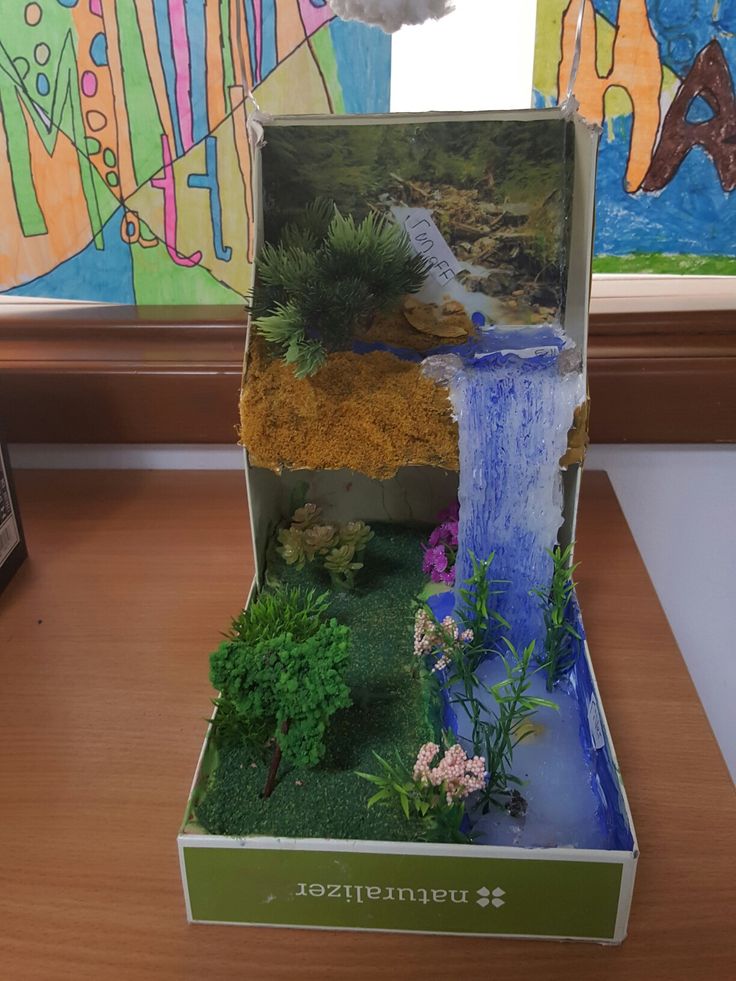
[587, 694, 605, 751]
[0, 515, 19, 565]
[393, 207, 462, 285]
[0, 452, 20, 565]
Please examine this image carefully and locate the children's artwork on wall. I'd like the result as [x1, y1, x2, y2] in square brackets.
[0, 1, 390, 305]
[534, 0, 736, 275]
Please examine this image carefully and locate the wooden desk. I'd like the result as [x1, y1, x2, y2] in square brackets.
[1, 471, 733, 980]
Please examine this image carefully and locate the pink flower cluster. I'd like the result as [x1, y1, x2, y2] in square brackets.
[413, 743, 487, 805]
[414, 609, 473, 673]
[422, 502, 459, 585]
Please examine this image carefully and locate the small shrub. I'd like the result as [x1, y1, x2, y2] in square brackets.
[210, 585, 351, 797]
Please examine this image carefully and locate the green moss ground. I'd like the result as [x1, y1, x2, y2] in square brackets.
[194, 524, 439, 841]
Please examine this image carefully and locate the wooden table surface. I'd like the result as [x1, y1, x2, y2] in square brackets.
[1, 470, 733, 981]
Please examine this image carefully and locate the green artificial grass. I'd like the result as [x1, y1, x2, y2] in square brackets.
[195, 523, 439, 841]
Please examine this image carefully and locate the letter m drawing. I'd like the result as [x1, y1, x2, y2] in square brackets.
[0, 31, 105, 245]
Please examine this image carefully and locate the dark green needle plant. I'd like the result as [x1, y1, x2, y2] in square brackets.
[209, 584, 351, 798]
[253, 198, 430, 378]
[533, 542, 581, 691]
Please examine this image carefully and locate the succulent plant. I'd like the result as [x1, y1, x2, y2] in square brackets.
[324, 544, 364, 589]
[338, 520, 375, 553]
[277, 504, 373, 590]
[303, 524, 340, 557]
[277, 527, 306, 569]
[291, 503, 322, 531]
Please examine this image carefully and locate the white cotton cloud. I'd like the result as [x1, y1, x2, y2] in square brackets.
[330, 0, 455, 34]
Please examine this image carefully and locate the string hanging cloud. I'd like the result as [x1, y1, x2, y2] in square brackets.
[330, 0, 455, 34]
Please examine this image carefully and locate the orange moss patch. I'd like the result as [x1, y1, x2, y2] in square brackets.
[240, 339, 459, 478]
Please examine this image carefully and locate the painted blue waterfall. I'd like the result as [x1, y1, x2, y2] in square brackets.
[449, 352, 584, 651]
[424, 343, 635, 850]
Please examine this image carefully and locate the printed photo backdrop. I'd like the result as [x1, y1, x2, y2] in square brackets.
[534, 0, 736, 274]
[0, 1, 390, 304]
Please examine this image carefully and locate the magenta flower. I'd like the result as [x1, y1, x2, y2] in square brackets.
[428, 526, 443, 548]
[422, 545, 448, 580]
[437, 501, 459, 524]
[423, 502, 459, 584]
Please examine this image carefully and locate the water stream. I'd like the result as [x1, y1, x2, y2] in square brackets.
[423, 342, 632, 850]
[451, 351, 584, 650]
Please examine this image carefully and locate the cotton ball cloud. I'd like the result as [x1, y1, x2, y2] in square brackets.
[330, 1, 455, 34]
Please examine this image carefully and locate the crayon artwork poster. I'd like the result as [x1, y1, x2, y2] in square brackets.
[0, 1, 390, 305]
[534, 0, 736, 274]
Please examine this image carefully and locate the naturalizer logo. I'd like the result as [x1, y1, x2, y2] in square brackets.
[295, 882, 506, 910]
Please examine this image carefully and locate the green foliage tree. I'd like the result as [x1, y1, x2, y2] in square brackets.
[209, 586, 351, 798]
[253, 201, 429, 378]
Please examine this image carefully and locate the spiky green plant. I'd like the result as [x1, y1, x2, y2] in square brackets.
[476, 639, 558, 814]
[254, 200, 430, 377]
[533, 542, 581, 691]
[414, 554, 557, 819]
[455, 551, 510, 670]
[278, 197, 335, 252]
[228, 584, 331, 645]
[422, 553, 508, 748]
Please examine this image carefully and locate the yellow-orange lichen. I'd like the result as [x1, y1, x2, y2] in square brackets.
[240, 338, 459, 478]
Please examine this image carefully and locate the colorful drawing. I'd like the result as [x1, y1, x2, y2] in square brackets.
[0, 2, 390, 304]
[534, 0, 736, 274]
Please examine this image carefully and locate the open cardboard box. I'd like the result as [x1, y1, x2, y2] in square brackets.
[179, 108, 638, 942]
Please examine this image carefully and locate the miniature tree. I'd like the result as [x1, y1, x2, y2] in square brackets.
[253, 199, 430, 378]
[209, 586, 351, 798]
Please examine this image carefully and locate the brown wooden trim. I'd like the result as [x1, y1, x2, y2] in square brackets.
[587, 309, 736, 442]
[0, 309, 734, 443]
